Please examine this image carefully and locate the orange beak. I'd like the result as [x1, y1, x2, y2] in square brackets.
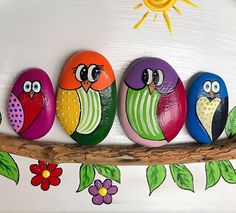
[148, 81, 156, 95]
[82, 80, 92, 92]
[209, 91, 215, 99]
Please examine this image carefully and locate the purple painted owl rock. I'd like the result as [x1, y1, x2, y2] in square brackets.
[7, 68, 55, 140]
[119, 57, 187, 147]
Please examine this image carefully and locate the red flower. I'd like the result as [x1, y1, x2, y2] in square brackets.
[30, 160, 63, 191]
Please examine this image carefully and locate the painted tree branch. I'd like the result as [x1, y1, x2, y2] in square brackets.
[0, 133, 235, 165]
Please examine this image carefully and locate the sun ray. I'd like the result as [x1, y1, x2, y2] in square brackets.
[181, 0, 199, 9]
[134, 3, 143, 10]
[134, 11, 150, 29]
[173, 6, 182, 15]
[153, 14, 158, 22]
[163, 11, 172, 33]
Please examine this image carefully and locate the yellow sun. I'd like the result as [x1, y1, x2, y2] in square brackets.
[134, 0, 199, 33]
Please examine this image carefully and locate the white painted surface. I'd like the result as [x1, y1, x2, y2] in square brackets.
[0, 0, 236, 212]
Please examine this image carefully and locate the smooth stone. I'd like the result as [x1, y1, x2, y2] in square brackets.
[119, 57, 187, 147]
[7, 68, 55, 140]
[186, 72, 228, 144]
[56, 51, 117, 145]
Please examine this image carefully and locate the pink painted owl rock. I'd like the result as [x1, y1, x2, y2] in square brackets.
[7, 68, 55, 140]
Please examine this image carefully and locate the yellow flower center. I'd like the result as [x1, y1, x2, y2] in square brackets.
[98, 187, 108, 197]
[42, 170, 51, 178]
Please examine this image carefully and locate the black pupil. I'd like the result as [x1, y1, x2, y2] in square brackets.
[153, 71, 159, 85]
[80, 67, 87, 81]
[206, 85, 209, 89]
[92, 67, 100, 81]
[142, 69, 149, 84]
[34, 85, 38, 89]
[26, 84, 30, 89]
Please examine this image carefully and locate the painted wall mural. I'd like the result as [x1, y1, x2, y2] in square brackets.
[133, 0, 199, 32]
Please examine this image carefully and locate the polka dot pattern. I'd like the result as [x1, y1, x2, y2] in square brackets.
[7, 93, 24, 132]
[56, 88, 80, 135]
[196, 97, 221, 140]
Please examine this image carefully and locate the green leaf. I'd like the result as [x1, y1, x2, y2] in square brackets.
[170, 164, 194, 192]
[146, 165, 166, 195]
[205, 161, 221, 189]
[0, 152, 19, 184]
[218, 160, 236, 184]
[95, 165, 120, 183]
[76, 164, 95, 192]
[225, 107, 236, 138]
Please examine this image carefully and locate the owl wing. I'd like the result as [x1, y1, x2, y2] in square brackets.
[56, 87, 80, 135]
[7, 93, 24, 132]
[71, 83, 117, 145]
[157, 80, 187, 142]
[212, 96, 228, 141]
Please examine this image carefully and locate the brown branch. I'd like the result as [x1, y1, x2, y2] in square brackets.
[0, 133, 235, 165]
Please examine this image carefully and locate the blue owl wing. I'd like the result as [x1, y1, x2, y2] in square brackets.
[212, 96, 228, 141]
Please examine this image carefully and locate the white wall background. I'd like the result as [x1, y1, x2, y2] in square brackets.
[0, 0, 236, 212]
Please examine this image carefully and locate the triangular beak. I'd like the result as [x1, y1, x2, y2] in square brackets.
[29, 91, 34, 98]
[209, 91, 215, 99]
[148, 81, 156, 95]
[82, 80, 92, 92]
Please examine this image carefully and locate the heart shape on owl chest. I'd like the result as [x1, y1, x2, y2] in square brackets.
[196, 97, 221, 140]
[19, 92, 45, 133]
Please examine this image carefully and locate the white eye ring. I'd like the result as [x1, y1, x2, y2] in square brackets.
[146, 69, 153, 85]
[87, 65, 97, 82]
[157, 70, 164, 86]
[23, 81, 32, 93]
[212, 81, 220, 93]
[32, 81, 41, 93]
[203, 81, 211, 93]
[75, 64, 86, 82]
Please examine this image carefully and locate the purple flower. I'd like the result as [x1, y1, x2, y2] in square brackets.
[88, 179, 118, 205]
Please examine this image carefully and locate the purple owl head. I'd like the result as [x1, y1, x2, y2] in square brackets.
[124, 58, 179, 94]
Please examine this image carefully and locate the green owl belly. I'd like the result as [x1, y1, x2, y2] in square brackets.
[126, 87, 164, 140]
[76, 88, 101, 134]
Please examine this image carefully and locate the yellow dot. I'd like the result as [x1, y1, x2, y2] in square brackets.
[67, 92, 71, 95]
[67, 106, 70, 110]
[98, 187, 108, 197]
[61, 91, 64, 95]
[42, 170, 50, 179]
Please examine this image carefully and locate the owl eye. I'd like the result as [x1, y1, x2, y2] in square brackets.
[87, 64, 101, 82]
[142, 69, 153, 85]
[153, 69, 164, 86]
[203, 81, 211, 93]
[212, 81, 220, 93]
[75, 64, 87, 82]
[32, 81, 41, 93]
[23, 81, 32, 92]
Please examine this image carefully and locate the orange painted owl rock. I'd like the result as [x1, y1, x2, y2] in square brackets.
[56, 51, 117, 145]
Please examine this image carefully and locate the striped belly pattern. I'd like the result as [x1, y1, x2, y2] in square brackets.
[76, 88, 101, 134]
[126, 87, 164, 140]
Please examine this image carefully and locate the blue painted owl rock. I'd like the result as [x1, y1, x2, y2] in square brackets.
[186, 72, 228, 144]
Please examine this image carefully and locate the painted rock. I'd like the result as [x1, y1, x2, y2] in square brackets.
[119, 57, 187, 147]
[7, 68, 55, 140]
[186, 72, 228, 144]
[56, 51, 117, 145]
